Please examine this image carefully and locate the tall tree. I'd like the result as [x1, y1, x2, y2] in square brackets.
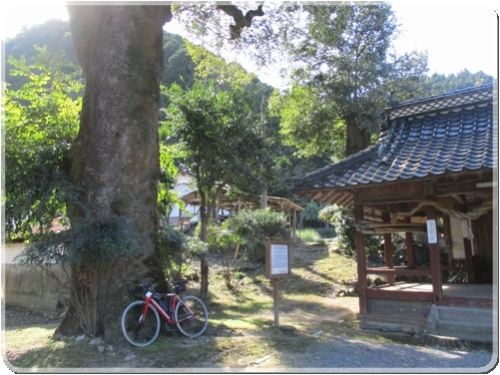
[273, 3, 428, 157]
[164, 80, 269, 242]
[57, 3, 263, 340]
[47, 5, 173, 338]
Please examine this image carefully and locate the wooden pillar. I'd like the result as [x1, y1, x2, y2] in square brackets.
[354, 191, 367, 314]
[426, 206, 443, 304]
[463, 234, 475, 284]
[404, 217, 416, 282]
[442, 215, 452, 267]
[382, 212, 395, 285]
[457, 201, 475, 284]
[404, 217, 415, 269]
[293, 209, 297, 240]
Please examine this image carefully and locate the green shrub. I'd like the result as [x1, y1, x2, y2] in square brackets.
[207, 225, 239, 255]
[206, 209, 289, 262]
[316, 227, 336, 238]
[225, 209, 289, 261]
[318, 204, 380, 258]
[227, 209, 289, 240]
[158, 224, 207, 280]
[16, 216, 138, 267]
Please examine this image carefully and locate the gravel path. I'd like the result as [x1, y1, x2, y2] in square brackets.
[277, 336, 497, 372]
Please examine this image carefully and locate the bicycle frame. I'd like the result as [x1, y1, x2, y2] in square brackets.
[141, 291, 194, 325]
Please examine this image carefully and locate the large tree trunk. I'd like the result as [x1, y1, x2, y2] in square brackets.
[345, 113, 371, 156]
[56, 5, 171, 340]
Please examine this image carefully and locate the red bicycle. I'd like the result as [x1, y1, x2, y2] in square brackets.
[121, 280, 208, 347]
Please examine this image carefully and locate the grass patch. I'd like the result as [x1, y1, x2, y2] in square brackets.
[4, 326, 92, 369]
[297, 228, 325, 244]
[313, 251, 358, 282]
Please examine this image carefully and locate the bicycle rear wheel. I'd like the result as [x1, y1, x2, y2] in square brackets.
[121, 301, 160, 347]
[175, 295, 208, 338]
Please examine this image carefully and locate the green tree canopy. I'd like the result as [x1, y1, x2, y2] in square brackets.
[272, 3, 429, 158]
[162, 33, 195, 90]
[4, 47, 83, 240]
[163, 80, 271, 241]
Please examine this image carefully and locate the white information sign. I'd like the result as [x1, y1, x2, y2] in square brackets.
[427, 219, 438, 244]
[270, 244, 289, 275]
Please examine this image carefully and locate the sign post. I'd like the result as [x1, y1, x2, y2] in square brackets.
[265, 241, 291, 328]
[273, 277, 279, 326]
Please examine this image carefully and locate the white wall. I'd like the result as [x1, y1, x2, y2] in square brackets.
[2, 242, 25, 264]
[169, 172, 199, 225]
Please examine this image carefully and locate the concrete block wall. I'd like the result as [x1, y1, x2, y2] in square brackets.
[2, 264, 63, 314]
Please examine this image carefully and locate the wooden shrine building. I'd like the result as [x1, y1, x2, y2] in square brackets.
[294, 84, 496, 342]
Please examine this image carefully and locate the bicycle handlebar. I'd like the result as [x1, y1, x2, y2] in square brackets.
[128, 280, 187, 300]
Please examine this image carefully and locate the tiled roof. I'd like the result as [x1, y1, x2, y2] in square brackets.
[295, 84, 495, 191]
[385, 84, 493, 120]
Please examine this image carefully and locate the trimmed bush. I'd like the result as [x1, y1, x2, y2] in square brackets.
[208, 208, 289, 262]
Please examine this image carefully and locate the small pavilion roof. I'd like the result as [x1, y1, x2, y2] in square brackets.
[179, 189, 303, 213]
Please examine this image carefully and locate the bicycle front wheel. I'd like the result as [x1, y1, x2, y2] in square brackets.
[175, 295, 208, 338]
[122, 300, 160, 347]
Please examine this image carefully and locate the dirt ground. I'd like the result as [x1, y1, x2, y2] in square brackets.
[4, 305, 61, 328]
[1, 241, 381, 369]
[2, 295, 362, 369]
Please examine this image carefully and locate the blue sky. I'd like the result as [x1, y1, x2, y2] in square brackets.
[2, 1, 498, 88]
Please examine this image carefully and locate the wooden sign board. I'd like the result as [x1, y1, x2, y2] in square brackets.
[427, 219, 438, 244]
[265, 241, 291, 278]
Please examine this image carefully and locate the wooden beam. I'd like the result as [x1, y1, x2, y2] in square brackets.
[366, 266, 430, 276]
[442, 215, 452, 268]
[382, 212, 395, 285]
[435, 178, 493, 196]
[456, 201, 476, 284]
[451, 194, 465, 204]
[463, 236, 475, 284]
[354, 191, 367, 314]
[311, 190, 326, 201]
[320, 189, 338, 203]
[404, 217, 416, 282]
[426, 205, 443, 304]
[366, 288, 433, 301]
[336, 193, 353, 207]
[359, 181, 433, 206]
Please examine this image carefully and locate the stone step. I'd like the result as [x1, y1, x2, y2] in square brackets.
[358, 313, 427, 334]
[423, 333, 493, 351]
[437, 306, 493, 323]
[435, 319, 493, 342]
[369, 299, 431, 318]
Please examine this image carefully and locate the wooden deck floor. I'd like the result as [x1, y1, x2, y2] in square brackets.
[375, 283, 492, 298]
[371, 282, 494, 307]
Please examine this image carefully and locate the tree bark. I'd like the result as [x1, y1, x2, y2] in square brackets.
[56, 5, 171, 340]
[345, 113, 371, 156]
